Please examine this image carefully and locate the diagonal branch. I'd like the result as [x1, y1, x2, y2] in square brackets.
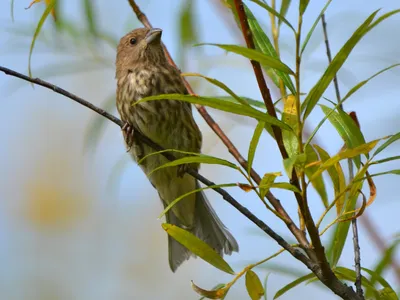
[0, 64, 314, 273]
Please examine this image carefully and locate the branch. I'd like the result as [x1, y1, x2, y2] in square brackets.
[126, 0, 309, 250]
[0, 65, 314, 273]
[231, 2, 362, 299]
[352, 218, 363, 298]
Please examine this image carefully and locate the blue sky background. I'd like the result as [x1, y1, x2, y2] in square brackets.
[0, 0, 400, 299]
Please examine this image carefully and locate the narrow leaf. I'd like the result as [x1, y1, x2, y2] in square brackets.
[299, 0, 310, 15]
[213, 96, 266, 109]
[302, 10, 379, 119]
[320, 104, 366, 167]
[136, 94, 291, 130]
[198, 44, 294, 75]
[148, 155, 238, 177]
[362, 266, 398, 299]
[270, 182, 301, 193]
[192, 281, 228, 299]
[374, 132, 400, 156]
[273, 273, 315, 299]
[279, 0, 292, 25]
[183, 73, 250, 106]
[301, 0, 333, 54]
[246, 270, 265, 300]
[259, 172, 281, 198]
[162, 223, 235, 274]
[248, 121, 266, 174]
[249, 0, 295, 33]
[28, 0, 56, 77]
[282, 95, 299, 157]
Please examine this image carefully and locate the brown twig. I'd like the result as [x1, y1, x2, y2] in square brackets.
[352, 218, 363, 298]
[0, 64, 315, 274]
[126, 0, 309, 249]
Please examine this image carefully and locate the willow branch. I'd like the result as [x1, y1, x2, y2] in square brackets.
[0, 65, 315, 274]
[126, 0, 309, 249]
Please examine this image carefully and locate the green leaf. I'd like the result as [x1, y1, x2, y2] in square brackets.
[273, 273, 315, 299]
[374, 132, 400, 156]
[299, 0, 310, 15]
[158, 183, 237, 219]
[367, 170, 400, 178]
[363, 267, 398, 300]
[320, 104, 366, 167]
[249, 0, 296, 33]
[301, 0, 333, 54]
[270, 182, 301, 193]
[314, 145, 346, 215]
[263, 274, 270, 300]
[283, 153, 307, 179]
[136, 94, 291, 130]
[377, 288, 399, 300]
[304, 145, 328, 208]
[259, 172, 281, 198]
[179, 0, 197, 46]
[327, 164, 368, 266]
[183, 73, 250, 106]
[246, 270, 265, 300]
[248, 121, 266, 174]
[309, 139, 379, 182]
[243, 4, 296, 94]
[84, 0, 97, 37]
[198, 44, 294, 75]
[301, 10, 379, 119]
[213, 96, 266, 109]
[193, 282, 228, 299]
[279, 0, 292, 25]
[342, 64, 400, 103]
[372, 156, 400, 165]
[28, 0, 56, 77]
[162, 223, 235, 274]
[148, 155, 239, 177]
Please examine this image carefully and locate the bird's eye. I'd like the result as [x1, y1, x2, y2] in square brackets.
[129, 37, 137, 45]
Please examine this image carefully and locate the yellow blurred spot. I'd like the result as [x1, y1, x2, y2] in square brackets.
[26, 0, 56, 20]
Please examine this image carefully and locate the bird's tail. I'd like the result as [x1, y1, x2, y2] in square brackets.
[165, 181, 239, 272]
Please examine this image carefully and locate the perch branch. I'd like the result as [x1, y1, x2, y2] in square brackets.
[126, 0, 309, 249]
[0, 65, 314, 272]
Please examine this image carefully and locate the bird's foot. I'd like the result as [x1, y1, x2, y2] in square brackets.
[122, 122, 135, 152]
[177, 164, 189, 178]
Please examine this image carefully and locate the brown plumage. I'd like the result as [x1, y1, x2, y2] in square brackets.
[115, 27, 238, 271]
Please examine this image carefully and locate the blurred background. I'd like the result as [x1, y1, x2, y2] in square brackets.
[0, 0, 400, 299]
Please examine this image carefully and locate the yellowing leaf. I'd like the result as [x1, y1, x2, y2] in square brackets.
[162, 224, 235, 275]
[282, 95, 299, 157]
[259, 172, 281, 198]
[192, 281, 228, 299]
[245, 270, 265, 300]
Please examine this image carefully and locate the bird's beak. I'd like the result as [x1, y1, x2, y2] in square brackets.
[145, 28, 162, 44]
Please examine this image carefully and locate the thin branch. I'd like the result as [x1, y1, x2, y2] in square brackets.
[321, 13, 341, 107]
[126, 0, 309, 250]
[0, 64, 314, 271]
[352, 219, 363, 298]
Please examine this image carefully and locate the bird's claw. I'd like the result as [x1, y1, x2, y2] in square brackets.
[177, 164, 188, 178]
[122, 122, 135, 152]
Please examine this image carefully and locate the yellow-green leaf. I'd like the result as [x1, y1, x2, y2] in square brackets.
[282, 95, 299, 157]
[183, 73, 250, 106]
[314, 145, 346, 215]
[374, 132, 400, 156]
[136, 94, 291, 130]
[304, 145, 328, 208]
[301, 10, 379, 119]
[309, 139, 379, 182]
[193, 281, 228, 299]
[270, 182, 301, 193]
[248, 121, 266, 174]
[162, 223, 235, 275]
[245, 270, 265, 300]
[28, 0, 56, 77]
[259, 172, 281, 198]
[274, 273, 315, 299]
[198, 44, 294, 75]
[299, 0, 310, 15]
[321, 104, 367, 167]
[148, 155, 238, 177]
[283, 153, 307, 179]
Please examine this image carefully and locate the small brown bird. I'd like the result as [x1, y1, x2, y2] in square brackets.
[115, 28, 238, 272]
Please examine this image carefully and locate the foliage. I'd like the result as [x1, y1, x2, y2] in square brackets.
[6, 0, 400, 299]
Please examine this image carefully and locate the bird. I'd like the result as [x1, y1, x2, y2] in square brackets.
[115, 27, 238, 272]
